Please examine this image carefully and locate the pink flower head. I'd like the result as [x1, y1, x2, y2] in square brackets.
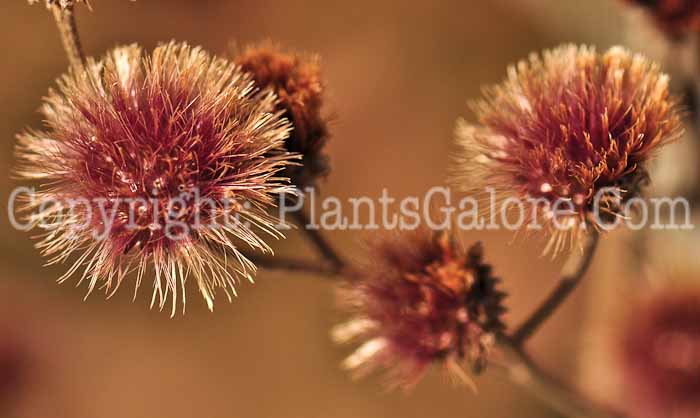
[626, 0, 700, 39]
[453, 45, 681, 254]
[15, 42, 297, 314]
[333, 230, 506, 389]
[620, 288, 700, 418]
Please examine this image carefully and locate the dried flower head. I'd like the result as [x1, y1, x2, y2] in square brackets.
[626, 0, 700, 39]
[619, 288, 700, 418]
[234, 43, 329, 189]
[332, 230, 506, 389]
[453, 45, 682, 254]
[15, 42, 297, 315]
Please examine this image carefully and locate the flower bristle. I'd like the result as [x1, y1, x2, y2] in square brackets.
[333, 229, 507, 389]
[619, 288, 700, 418]
[452, 44, 682, 254]
[14, 41, 298, 315]
[234, 42, 330, 189]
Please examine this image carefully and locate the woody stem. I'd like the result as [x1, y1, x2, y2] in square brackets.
[511, 230, 600, 345]
[244, 253, 348, 278]
[289, 200, 346, 271]
[50, 3, 85, 71]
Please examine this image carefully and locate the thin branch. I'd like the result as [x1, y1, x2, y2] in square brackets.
[50, 3, 85, 70]
[511, 230, 600, 345]
[245, 253, 346, 278]
[498, 336, 626, 418]
[291, 208, 346, 271]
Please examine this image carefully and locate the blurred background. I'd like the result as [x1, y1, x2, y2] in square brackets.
[0, 1, 695, 417]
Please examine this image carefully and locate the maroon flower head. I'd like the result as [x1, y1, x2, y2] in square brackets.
[453, 45, 682, 254]
[15, 42, 297, 315]
[619, 288, 700, 418]
[234, 42, 330, 189]
[333, 230, 506, 389]
[0, 342, 28, 412]
[626, 0, 700, 39]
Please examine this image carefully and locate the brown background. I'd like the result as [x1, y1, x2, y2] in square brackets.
[0, 1, 666, 417]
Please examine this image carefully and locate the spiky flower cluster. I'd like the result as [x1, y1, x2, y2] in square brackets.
[15, 42, 297, 314]
[626, 0, 700, 39]
[333, 230, 506, 389]
[619, 288, 700, 418]
[235, 43, 330, 189]
[453, 45, 681, 253]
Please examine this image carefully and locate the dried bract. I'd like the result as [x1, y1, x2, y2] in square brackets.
[235, 43, 330, 189]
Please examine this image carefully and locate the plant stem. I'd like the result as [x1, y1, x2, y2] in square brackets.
[499, 337, 625, 418]
[244, 253, 347, 278]
[511, 230, 600, 345]
[50, 3, 85, 70]
[291, 207, 346, 271]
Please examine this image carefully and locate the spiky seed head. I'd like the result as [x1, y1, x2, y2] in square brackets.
[619, 288, 700, 418]
[332, 230, 507, 389]
[626, 0, 700, 39]
[15, 42, 298, 315]
[452, 45, 682, 254]
[234, 42, 330, 189]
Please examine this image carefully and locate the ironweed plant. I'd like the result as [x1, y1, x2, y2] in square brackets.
[12, 2, 700, 417]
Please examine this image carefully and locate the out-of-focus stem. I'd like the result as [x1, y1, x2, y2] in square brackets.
[511, 230, 600, 345]
[244, 253, 350, 278]
[498, 337, 626, 418]
[50, 3, 85, 70]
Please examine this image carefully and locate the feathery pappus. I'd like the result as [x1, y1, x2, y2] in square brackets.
[452, 45, 682, 254]
[15, 42, 298, 315]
